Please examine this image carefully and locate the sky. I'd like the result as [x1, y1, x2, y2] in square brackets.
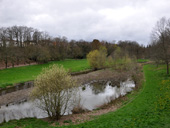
[0, 0, 170, 45]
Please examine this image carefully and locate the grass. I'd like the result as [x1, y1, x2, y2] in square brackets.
[1, 64, 170, 127]
[0, 59, 90, 88]
[137, 59, 149, 63]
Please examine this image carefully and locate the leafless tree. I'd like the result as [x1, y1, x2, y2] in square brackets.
[151, 17, 170, 74]
[0, 27, 9, 68]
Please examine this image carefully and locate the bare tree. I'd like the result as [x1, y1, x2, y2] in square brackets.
[33, 29, 42, 45]
[12, 26, 19, 47]
[36, 46, 51, 64]
[151, 17, 170, 74]
[0, 27, 9, 68]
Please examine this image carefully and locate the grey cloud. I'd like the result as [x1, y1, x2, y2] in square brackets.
[1, 0, 170, 45]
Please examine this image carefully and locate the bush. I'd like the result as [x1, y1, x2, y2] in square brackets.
[87, 46, 107, 70]
[30, 64, 78, 120]
[109, 47, 137, 71]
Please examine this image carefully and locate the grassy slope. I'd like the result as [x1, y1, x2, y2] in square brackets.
[1, 64, 170, 128]
[0, 59, 90, 88]
[63, 64, 169, 128]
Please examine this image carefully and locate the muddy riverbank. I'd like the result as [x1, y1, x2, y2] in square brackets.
[0, 69, 132, 107]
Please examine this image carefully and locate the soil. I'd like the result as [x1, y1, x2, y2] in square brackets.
[0, 62, 37, 70]
[0, 88, 32, 106]
[49, 103, 120, 126]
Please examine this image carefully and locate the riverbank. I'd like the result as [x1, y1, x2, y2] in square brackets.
[0, 68, 136, 107]
[0, 59, 90, 88]
[1, 64, 170, 127]
[0, 59, 147, 89]
[0, 63, 143, 127]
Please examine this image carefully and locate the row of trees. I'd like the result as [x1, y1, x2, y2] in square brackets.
[87, 45, 137, 71]
[0, 25, 91, 68]
[0, 26, 147, 69]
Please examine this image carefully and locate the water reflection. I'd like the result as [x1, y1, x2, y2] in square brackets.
[79, 79, 135, 110]
[0, 79, 135, 123]
[0, 102, 47, 123]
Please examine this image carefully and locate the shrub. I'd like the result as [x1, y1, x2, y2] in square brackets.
[30, 64, 78, 120]
[87, 46, 107, 70]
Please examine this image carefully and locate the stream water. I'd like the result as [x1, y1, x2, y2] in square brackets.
[0, 79, 135, 123]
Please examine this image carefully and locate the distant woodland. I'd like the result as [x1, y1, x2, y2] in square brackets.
[0, 23, 164, 69]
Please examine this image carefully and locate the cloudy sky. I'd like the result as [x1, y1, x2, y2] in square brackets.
[0, 0, 170, 45]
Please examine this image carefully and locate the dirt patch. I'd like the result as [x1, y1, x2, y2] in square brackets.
[0, 62, 37, 70]
[44, 102, 120, 126]
[0, 88, 32, 106]
[74, 69, 132, 86]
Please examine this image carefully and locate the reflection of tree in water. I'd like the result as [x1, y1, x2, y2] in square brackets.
[91, 81, 107, 95]
[81, 85, 86, 91]
[108, 80, 120, 87]
[81, 81, 121, 95]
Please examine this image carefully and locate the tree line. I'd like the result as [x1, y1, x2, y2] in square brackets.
[0, 25, 147, 69]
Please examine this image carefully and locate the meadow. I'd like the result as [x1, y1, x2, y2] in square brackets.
[0, 59, 90, 88]
[137, 59, 149, 63]
[1, 64, 170, 127]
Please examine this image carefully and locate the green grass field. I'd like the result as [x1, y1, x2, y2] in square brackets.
[137, 59, 149, 63]
[0, 59, 90, 88]
[1, 64, 170, 128]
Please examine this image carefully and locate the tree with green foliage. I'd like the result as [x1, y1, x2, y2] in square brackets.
[87, 46, 107, 70]
[30, 64, 78, 120]
[109, 46, 136, 70]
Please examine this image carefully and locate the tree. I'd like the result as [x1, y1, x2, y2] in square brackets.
[91, 39, 101, 50]
[36, 46, 51, 64]
[110, 46, 135, 70]
[30, 65, 78, 120]
[54, 37, 68, 60]
[99, 46, 107, 67]
[49, 45, 60, 61]
[87, 46, 107, 70]
[8, 45, 17, 67]
[151, 17, 170, 74]
[78, 40, 91, 58]
[0, 27, 9, 68]
[118, 40, 143, 59]
[68, 41, 83, 59]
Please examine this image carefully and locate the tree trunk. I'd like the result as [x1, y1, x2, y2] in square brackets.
[5, 58, 8, 69]
[12, 62, 14, 67]
[17, 57, 19, 65]
[11, 62, 14, 67]
[166, 61, 169, 75]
